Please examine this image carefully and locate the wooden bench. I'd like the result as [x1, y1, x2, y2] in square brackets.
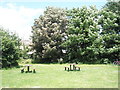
[65, 67, 70, 71]
[21, 68, 25, 73]
[21, 66, 36, 73]
[33, 68, 36, 73]
[75, 66, 80, 71]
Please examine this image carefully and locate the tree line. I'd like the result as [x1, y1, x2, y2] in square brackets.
[1, 1, 120, 67]
[31, 2, 120, 64]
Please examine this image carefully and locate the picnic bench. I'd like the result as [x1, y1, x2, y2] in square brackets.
[21, 64, 36, 73]
[65, 64, 80, 71]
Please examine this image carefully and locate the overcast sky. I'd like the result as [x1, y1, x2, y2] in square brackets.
[0, 0, 107, 40]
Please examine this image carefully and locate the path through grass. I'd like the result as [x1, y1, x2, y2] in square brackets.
[1, 64, 118, 88]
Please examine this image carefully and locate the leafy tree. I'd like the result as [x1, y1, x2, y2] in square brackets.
[62, 6, 101, 63]
[101, 34, 120, 62]
[21, 44, 30, 59]
[0, 27, 21, 68]
[103, 0, 120, 34]
[31, 5, 119, 64]
[99, 6, 120, 63]
[62, 6, 119, 64]
[104, 0, 120, 15]
[31, 7, 68, 63]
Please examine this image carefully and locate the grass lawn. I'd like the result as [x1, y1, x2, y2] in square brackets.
[1, 64, 118, 88]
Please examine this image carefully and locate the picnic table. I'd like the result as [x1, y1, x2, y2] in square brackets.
[69, 64, 76, 71]
[25, 64, 32, 72]
[21, 64, 36, 73]
[65, 63, 80, 71]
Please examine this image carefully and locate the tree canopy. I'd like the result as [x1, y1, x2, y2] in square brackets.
[1, 1, 119, 68]
[31, 7, 68, 63]
[31, 5, 120, 64]
[62, 6, 100, 63]
[103, 0, 120, 34]
[0, 27, 21, 68]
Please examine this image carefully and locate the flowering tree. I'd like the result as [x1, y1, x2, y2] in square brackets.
[31, 7, 68, 63]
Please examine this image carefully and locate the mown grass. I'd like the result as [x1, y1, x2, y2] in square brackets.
[1, 64, 118, 88]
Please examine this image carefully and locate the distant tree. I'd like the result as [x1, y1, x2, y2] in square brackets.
[31, 7, 68, 63]
[0, 27, 21, 68]
[21, 44, 30, 59]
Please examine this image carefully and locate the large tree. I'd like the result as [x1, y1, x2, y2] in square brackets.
[0, 27, 21, 68]
[99, 3, 120, 62]
[62, 6, 119, 64]
[62, 6, 101, 63]
[31, 7, 68, 63]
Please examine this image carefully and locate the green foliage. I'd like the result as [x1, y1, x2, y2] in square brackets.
[98, 8, 119, 34]
[62, 6, 100, 63]
[31, 7, 68, 63]
[31, 5, 119, 64]
[21, 44, 30, 59]
[0, 27, 21, 68]
[101, 1, 120, 62]
[103, 0, 120, 16]
[103, 0, 120, 34]
[100, 34, 120, 62]
[62, 5, 119, 64]
[99, 4, 120, 63]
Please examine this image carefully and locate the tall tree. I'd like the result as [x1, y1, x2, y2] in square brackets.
[99, 2, 120, 62]
[0, 27, 21, 68]
[62, 6, 101, 63]
[31, 7, 68, 63]
[62, 6, 119, 64]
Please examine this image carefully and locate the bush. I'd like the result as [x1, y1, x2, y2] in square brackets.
[0, 27, 21, 68]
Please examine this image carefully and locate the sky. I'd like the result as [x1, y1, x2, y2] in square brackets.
[0, 0, 107, 40]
